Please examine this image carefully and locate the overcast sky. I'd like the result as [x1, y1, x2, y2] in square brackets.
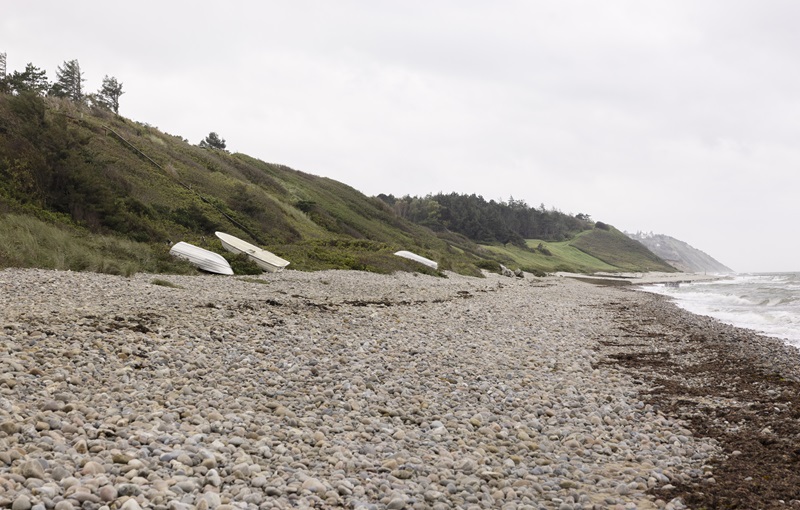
[4, 1, 799, 272]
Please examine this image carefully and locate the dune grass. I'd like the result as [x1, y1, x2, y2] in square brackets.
[0, 214, 192, 276]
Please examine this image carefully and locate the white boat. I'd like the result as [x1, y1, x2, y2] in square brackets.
[215, 231, 290, 273]
[394, 250, 438, 270]
[169, 241, 234, 275]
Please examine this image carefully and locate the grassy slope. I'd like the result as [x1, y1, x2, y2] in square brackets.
[0, 94, 674, 276]
[484, 240, 620, 274]
[0, 95, 492, 275]
[482, 227, 678, 274]
[0, 213, 191, 276]
[569, 227, 677, 272]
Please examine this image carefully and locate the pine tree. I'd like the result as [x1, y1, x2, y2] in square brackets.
[50, 59, 85, 102]
[199, 132, 227, 150]
[96, 75, 124, 113]
[5, 63, 50, 96]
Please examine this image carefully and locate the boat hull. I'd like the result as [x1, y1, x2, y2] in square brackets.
[215, 231, 290, 273]
[394, 250, 438, 270]
[169, 242, 234, 275]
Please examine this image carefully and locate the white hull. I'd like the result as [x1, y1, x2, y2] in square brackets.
[169, 242, 234, 275]
[394, 250, 438, 270]
[215, 231, 290, 273]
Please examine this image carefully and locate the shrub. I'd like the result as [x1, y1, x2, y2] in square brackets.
[476, 259, 500, 272]
[295, 200, 317, 213]
[537, 243, 553, 256]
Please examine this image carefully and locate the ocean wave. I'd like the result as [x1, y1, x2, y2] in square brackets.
[640, 272, 800, 344]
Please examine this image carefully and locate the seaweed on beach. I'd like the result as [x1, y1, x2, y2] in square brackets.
[600, 291, 800, 509]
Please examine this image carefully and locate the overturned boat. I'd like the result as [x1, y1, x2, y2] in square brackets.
[215, 231, 290, 273]
[169, 241, 234, 275]
[394, 250, 438, 270]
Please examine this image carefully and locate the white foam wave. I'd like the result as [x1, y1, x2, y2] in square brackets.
[640, 272, 800, 344]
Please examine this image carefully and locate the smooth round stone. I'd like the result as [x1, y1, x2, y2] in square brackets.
[61, 424, 80, 434]
[301, 478, 326, 493]
[112, 453, 132, 464]
[12, 495, 32, 510]
[158, 452, 180, 462]
[387, 496, 407, 510]
[0, 421, 20, 435]
[70, 492, 102, 504]
[81, 462, 105, 475]
[175, 454, 193, 466]
[98, 485, 118, 502]
[174, 480, 196, 493]
[119, 498, 143, 510]
[50, 466, 72, 482]
[42, 400, 64, 411]
[60, 477, 79, 490]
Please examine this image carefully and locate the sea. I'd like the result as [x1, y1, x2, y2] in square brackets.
[640, 272, 800, 347]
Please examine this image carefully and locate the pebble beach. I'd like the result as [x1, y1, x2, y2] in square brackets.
[0, 268, 728, 509]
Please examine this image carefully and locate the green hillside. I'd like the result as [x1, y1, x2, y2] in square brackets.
[482, 227, 677, 275]
[484, 239, 620, 275]
[569, 227, 677, 272]
[0, 92, 675, 276]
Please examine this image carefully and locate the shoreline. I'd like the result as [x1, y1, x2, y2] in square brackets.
[555, 271, 729, 287]
[600, 286, 800, 508]
[0, 268, 797, 508]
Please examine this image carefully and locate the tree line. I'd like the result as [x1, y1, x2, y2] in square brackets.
[377, 193, 596, 246]
[0, 58, 124, 114]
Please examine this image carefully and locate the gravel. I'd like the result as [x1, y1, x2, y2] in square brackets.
[0, 268, 718, 509]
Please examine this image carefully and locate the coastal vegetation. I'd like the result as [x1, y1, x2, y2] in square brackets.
[0, 57, 677, 276]
[377, 193, 594, 246]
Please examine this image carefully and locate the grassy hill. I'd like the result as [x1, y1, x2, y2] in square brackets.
[569, 227, 677, 272]
[483, 227, 677, 275]
[0, 92, 675, 277]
